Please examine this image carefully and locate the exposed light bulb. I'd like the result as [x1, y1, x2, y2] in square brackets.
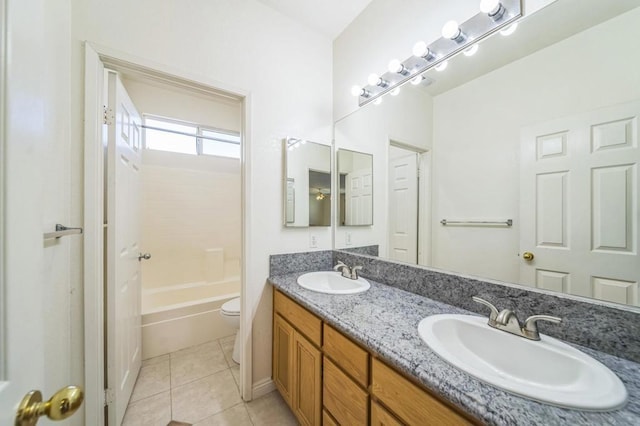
[351, 85, 363, 97]
[464, 44, 479, 56]
[300, 139, 307, 145]
[368, 73, 381, 86]
[373, 97, 383, 105]
[390, 87, 400, 96]
[500, 22, 518, 36]
[435, 61, 448, 72]
[388, 59, 401, 73]
[442, 20, 463, 41]
[412, 41, 434, 60]
[480, 0, 502, 15]
[410, 75, 423, 85]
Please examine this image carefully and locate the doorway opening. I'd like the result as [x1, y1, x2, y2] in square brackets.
[84, 45, 251, 425]
[387, 141, 431, 266]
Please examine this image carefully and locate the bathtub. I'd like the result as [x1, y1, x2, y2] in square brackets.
[141, 278, 240, 360]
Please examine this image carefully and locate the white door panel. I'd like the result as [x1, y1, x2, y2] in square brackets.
[1, 0, 79, 424]
[520, 101, 640, 306]
[106, 71, 142, 425]
[389, 153, 418, 264]
[345, 168, 372, 225]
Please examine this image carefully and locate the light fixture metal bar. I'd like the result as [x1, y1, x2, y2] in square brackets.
[358, 0, 523, 107]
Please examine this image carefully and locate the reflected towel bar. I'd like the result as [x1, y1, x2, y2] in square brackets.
[43, 224, 83, 240]
[440, 219, 513, 227]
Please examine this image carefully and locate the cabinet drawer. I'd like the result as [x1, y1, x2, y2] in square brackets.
[323, 357, 368, 425]
[371, 359, 471, 426]
[274, 290, 321, 346]
[323, 324, 369, 387]
[371, 400, 403, 426]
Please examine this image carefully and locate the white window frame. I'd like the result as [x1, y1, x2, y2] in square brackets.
[142, 114, 241, 158]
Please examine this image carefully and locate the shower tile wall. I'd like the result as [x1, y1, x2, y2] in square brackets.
[141, 151, 241, 289]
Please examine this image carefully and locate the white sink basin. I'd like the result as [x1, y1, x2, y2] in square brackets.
[297, 271, 370, 294]
[418, 314, 628, 411]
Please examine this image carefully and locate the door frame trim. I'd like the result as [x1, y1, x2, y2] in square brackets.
[83, 42, 253, 424]
[0, 0, 6, 381]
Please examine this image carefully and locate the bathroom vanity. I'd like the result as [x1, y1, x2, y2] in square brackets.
[272, 288, 472, 425]
[268, 251, 640, 426]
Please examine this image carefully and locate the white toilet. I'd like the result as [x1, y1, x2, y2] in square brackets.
[220, 296, 241, 364]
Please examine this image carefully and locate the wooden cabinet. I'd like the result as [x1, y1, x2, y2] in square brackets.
[292, 330, 322, 425]
[273, 314, 294, 407]
[272, 289, 475, 425]
[273, 291, 322, 426]
[371, 400, 403, 426]
[372, 359, 471, 426]
[323, 323, 369, 387]
[323, 357, 368, 424]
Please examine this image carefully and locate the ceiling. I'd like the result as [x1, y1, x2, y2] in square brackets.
[256, 0, 373, 39]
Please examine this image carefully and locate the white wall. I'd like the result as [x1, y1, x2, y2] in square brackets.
[122, 76, 242, 132]
[432, 8, 640, 282]
[334, 85, 432, 252]
[71, 0, 333, 394]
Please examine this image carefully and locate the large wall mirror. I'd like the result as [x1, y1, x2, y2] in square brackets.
[283, 138, 331, 227]
[337, 149, 373, 226]
[333, 0, 640, 307]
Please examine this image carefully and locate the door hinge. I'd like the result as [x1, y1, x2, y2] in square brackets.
[103, 106, 114, 125]
[104, 388, 114, 406]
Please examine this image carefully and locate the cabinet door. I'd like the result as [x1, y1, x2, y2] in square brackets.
[292, 332, 322, 426]
[372, 400, 404, 426]
[273, 314, 294, 406]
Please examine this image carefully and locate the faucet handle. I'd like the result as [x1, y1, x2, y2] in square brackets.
[333, 261, 347, 271]
[523, 315, 562, 340]
[351, 265, 363, 279]
[472, 296, 500, 323]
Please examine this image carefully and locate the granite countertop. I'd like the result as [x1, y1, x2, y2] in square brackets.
[268, 272, 640, 426]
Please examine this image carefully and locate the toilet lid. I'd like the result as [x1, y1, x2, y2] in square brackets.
[221, 297, 240, 315]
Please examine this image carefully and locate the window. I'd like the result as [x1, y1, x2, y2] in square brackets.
[143, 116, 241, 158]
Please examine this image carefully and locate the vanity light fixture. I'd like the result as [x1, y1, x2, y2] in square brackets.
[373, 97, 383, 106]
[413, 41, 436, 61]
[388, 59, 410, 76]
[464, 44, 479, 56]
[316, 191, 325, 201]
[351, 85, 370, 98]
[500, 22, 518, 36]
[410, 75, 424, 85]
[352, 0, 522, 107]
[442, 20, 466, 43]
[435, 61, 449, 72]
[390, 87, 401, 96]
[368, 73, 389, 88]
[480, 0, 506, 21]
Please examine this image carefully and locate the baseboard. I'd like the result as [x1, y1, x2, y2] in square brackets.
[251, 378, 276, 399]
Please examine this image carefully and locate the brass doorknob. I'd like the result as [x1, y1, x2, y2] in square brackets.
[15, 386, 84, 426]
[522, 251, 535, 261]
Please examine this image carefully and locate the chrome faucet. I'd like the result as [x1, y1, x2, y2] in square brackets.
[333, 261, 363, 280]
[472, 296, 562, 341]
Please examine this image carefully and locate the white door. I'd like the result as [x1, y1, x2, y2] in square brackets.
[0, 0, 82, 424]
[388, 153, 419, 263]
[520, 101, 640, 305]
[345, 168, 373, 225]
[105, 71, 143, 425]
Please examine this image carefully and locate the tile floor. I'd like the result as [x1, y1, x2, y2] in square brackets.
[123, 335, 298, 425]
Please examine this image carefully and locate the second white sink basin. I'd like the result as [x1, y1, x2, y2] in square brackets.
[297, 271, 370, 294]
[418, 314, 628, 411]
